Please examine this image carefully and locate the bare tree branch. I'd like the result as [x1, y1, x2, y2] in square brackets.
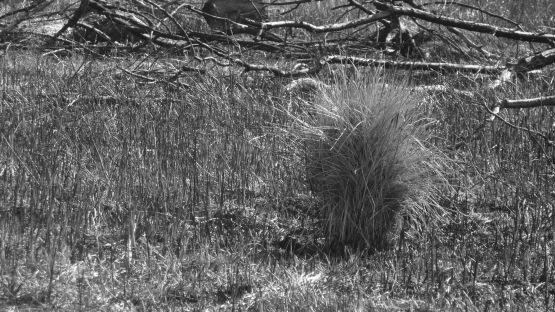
[325, 55, 503, 74]
[421, 0, 523, 30]
[511, 48, 555, 73]
[500, 95, 555, 109]
[489, 48, 555, 89]
[49, 0, 90, 44]
[374, 1, 555, 44]
[259, 10, 392, 33]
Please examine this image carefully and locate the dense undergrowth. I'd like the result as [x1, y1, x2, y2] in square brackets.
[1, 0, 555, 311]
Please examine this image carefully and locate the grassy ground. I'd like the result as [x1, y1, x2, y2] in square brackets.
[1, 1, 555, 311]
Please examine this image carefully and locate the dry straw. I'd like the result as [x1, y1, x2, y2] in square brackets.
[296, 74, 451, 252]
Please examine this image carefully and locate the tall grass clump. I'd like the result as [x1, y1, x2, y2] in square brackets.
[300, 75, 451, 252]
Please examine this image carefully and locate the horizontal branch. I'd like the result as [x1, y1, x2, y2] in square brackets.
[259, 10, 391, 33]
[374, 1, 555, 44]
[500, 95, 555, 109]
[226, 57, 324, 77]
[511, 48, 555, 73]
[325, 55, 503, 74]
[489, 48, 555, 89]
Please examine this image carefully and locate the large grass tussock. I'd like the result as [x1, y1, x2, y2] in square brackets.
[303, 76, 450, 252]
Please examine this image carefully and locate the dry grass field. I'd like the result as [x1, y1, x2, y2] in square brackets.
[0, 0, 554, 311]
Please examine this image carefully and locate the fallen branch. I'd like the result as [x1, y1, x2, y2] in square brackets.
[489, 48, 555, 89]
[74, 21, 112, 42]
[500, 95, 555, 109]
[421, 0, 523, 30]
[49, 0, 89, 44]
[374, 1, 555, 44]
[259, 10, 392, 33]
[325, 55, 503, 74]
[510, 48, 555, 73]
[446, 26, 499, 59]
